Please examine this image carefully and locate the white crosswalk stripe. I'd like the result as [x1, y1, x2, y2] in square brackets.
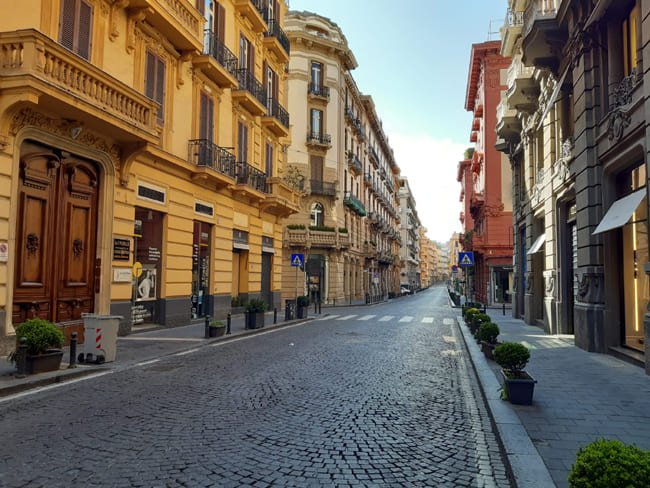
[422, 317, 434, 323]
[399, 316, 414, 322]
[337, 315, 358, 320]
[443, 318, 455, 325]
[378, 316, 394, 322]
[317, 315, 339, 320]
[358, 315, 376, 321]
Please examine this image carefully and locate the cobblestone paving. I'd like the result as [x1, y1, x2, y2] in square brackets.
[0, 291, 512, 487]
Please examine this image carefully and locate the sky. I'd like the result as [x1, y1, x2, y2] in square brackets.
[287, 0, 505, 242]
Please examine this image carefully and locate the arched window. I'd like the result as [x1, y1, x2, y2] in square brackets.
[310, 202, 324, 226]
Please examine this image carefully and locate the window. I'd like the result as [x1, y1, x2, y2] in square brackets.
[59, 0, 93, 60]
[311, 202, 324, 227]
[623, 5, 639, 77]
[238, 121, 249, 162]
[199, 92, 214, 141]
[213, 2, 226, 41]
[145, 51, 166, 123]
[239, 34, 254, 71]
[264, 62, 278, 110]
[265, 143, 273, 177]
[311, 109, 322, 136]
[311, 62, 322, 92]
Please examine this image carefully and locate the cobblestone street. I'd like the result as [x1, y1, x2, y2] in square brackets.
[0, 290, 511, 487]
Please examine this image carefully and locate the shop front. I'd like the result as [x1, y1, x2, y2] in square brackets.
[132, 208, 163, 326]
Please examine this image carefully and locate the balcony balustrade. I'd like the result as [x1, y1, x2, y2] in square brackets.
[233, 68, 267, 115]
[310, 179, 336, 196]
[262, 97, 290, 137]
[309, 83, 330, 99]
[262, 177, 301, 217]
[235, 161, 267, 193]
[264, 19, 290, 62]
[306, 132, 332, 148]
[193, 30, 238, 88]
[521, 0, 562, 68]
[343, 191, 366, 216]
[188, 139, 236, 179]
[369, 146, 379, 167]
[0, 30, 159, 144]
[128, 0, 203, 51]
[285, 227, 350, 249]
[347, 154, 363, 174]
[233, 0, 268, 33]
[363, 173, 373, 187]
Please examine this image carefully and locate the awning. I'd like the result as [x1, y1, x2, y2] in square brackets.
[593, 189, 646, 235]
[527, 234, 546, 254]
[536, 67, 569, 131]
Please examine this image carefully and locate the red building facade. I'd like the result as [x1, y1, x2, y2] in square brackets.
[461, 41, 513, 306]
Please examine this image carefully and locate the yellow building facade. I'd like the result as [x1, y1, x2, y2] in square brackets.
[0, 0, 299, 338]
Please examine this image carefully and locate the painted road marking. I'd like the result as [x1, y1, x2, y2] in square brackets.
[422, 317, 434, 323]
[443, 318, 455, 325]
[399, 316, 414, 323]
[318, 315, 339, 320]
[379, 316, 393, 322]
[337, 315, 358, 320]
[358, 315, 376, 321]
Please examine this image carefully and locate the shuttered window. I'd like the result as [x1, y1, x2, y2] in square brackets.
[59, 0, 93, 60]
[199, 92, 214, 141]
[145, 51, 166, 124]
[238, 121, 248, 162]
[214, 2, 226, 41]
[265, 143, 273, 177]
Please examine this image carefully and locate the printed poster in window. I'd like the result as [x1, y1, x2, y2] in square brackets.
[136, 266, 157, 301]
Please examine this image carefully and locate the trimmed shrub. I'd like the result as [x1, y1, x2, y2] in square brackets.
[246, 298, 268, 313]
[494, 342, 530, 375]
[568, 439, 650, 488]
[9, 318, 65, 363]
[475, 322, 500, 344]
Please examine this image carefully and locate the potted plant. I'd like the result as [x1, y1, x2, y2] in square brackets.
[494, 342, 536, 405]
[245, 298, 267, 329]
[9, 318, 65, 374]
[470, 312, 491, 335]
[568, 439, 650, 487]
[475, 322, 500, 360]
[297, 295, 310, 319]
[208, 321, 226, 338]
[464, 307, 479, 326]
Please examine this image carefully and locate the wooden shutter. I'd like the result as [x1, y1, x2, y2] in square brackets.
[273, 70, 279, 100]
[215, 2, 226, 42]
[248, 40, 255, 73]
[199, 92, 214, 141]
[310, 155, 323, 181]
[238, 121, 248, 162]
[265, 143, 273, 177]
[59, 0, 76, 50]
[197, 0, 205, 16]
[77, 0, 93, 60]
[155, 56, 165, 121]
[145, 52, 156, 100]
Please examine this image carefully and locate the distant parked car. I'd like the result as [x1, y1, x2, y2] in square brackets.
[400, 286, 410, 295]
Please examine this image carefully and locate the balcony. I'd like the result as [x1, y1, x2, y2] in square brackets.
[264, 19, 290, 63]
[262, 98, 290, 137]
[308, 83, 330, 101]
[0, 30, 159, 145]
[378, 250, 395, 264]
[363, 172, 373, 188]
[367, 211, 378, 224]
[188, 139, 236, 188]
[193, 30, 238, 89]
[310, 180, 337, 197]
[261, 177, 301, 217]
[500, 8, 524, 57]
[347, 154, 363, 175]
[233, 0, 267, 33]
[368, 146, 379, 167]
[521, 0, 564, 70]
[306, 132, 332, 149]
[234, 161, 267, 198]
[506, 62, 539, 113]
[495, 98, 521, 142]
[285, 228, 350, 249]
[344, 106, 355, 121]
[233, 68, 267, 115]
[363, 243, 377, 257]
[343, 191, 366, 216]
[128, 0, 203, 51]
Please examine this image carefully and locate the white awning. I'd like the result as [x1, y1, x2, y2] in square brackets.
[527, 234, 546, 254]
[537, 67, 569, 131]
[233, 242, 250, 251]
[593, 189, 646, 235]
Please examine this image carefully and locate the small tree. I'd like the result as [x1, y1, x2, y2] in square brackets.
[494, 342, 530, 377]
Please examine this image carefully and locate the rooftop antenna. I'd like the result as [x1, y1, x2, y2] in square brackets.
[488, 18, 504, 41]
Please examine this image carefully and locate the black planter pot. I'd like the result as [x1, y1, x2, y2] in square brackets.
[500, 370, 537, 405]
[26, 349, 64, 374]
[297, 306, 308, 319]
[208, 326, 226, 338]
[246, 312, 265, 329]
[481, 341, 497, 360]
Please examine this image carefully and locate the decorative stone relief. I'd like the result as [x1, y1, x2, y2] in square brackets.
[607, 108, 631, 141]
[544, 270, 556, 298]
[525, 272, 533, 293]
[576, 270, 604, 303]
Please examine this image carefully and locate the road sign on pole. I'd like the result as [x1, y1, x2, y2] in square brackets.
[458, 252, 474, 266]
[291, 253, 304, 267]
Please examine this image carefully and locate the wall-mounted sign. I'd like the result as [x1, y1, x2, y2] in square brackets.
[113, 268, 132, 282]
[113, 238, 131, 261]
[0, 242, 7, 262]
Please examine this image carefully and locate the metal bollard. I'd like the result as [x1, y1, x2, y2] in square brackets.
[226, 313, 231, 334]
[244, 310, 249, 330]
[318, 301, 321, 314]
[274, 307, 277, 324]
[15, 337, 27, 378]
[503, 303, 506, 315]
[204, 314, 210, 338]
[69, 332, 77, 368]
[314, 301, 317, 314]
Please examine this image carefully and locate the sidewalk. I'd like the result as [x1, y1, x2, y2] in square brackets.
[456, 306, 650, 488]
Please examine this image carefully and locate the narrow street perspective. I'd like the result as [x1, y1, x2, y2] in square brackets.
[0, 288, 511, 487]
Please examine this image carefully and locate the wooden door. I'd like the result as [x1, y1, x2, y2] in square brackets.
[13, 146, 98, 326]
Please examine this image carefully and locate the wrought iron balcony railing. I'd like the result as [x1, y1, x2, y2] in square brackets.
[188, 139, 236, 179]
[203, 30, 238, 76]
[234, 68, 267, 107]
[348, 154, 363, 172]
[310, 179, 336, 196]
[309, 83, 331, 99]
[265, 19, 290, 55]
[266, 98, 289, 128]
[235, 161, 267, 193]
[343, 191, 366, 216]
[307, 132, 332, 145]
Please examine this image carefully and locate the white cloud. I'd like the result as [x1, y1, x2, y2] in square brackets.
[390, 134, 466, 243]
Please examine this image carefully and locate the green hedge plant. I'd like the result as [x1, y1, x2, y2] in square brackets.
[475, 322, 500, 344]
[494, 342, 530, 377]
[246, 298, 268, 313]
[568, 439, 650, 488]
[297, 296, 310, 307]
[9, 318, 65, 364]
